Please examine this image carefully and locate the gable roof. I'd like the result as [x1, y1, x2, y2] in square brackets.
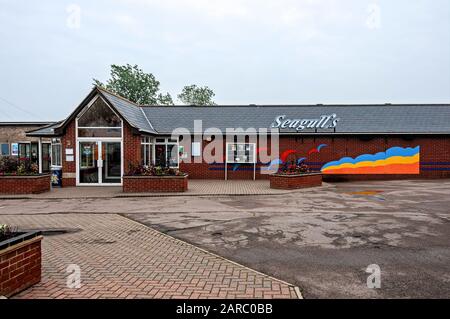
[26, 87, 450, 137]
[27, 87, 157, 136]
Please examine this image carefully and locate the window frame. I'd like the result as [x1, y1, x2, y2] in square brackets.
[18, 142, 31, 161]
[153, 137, 179, 168]
[79, 142, 95, 169]
[51, 138, 62, 168]
[76, 96, 123, 139]
[141, 136, 154, 166]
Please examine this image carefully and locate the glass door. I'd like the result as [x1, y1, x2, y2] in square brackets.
[79, 142, 99, 184]
[78, 141, 121, 185]
[102, 142, 121, 184]
[41, 143, 51, 172]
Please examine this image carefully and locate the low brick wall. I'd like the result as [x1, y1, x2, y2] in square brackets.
[0, 232, 42, 297]
[270, 173, 323, 189]
[123, 175, 188, 193]
[0, 174, 51, 194]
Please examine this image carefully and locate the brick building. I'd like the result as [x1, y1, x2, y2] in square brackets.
[16, 86, 450, 187]
[0, 122, 54, 173]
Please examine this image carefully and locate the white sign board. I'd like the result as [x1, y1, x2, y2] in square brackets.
[226, 143, 255, 164]
[192, 142, 201, 157]
[11, 143, 18, 156]
[271, 114, 340, 131]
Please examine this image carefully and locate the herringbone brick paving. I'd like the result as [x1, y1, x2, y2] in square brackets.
[1, 214, 299, 299]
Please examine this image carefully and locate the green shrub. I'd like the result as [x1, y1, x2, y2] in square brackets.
[0, 224, 18, 242]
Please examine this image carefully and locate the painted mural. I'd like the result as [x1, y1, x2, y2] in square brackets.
[206, 144, 421, 175]
[321, 146, 420, 175]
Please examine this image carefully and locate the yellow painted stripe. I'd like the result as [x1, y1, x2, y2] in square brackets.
[322, 154, 420, 172]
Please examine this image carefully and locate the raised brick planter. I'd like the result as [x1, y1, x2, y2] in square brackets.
[270, 173, 323, 190]
[0, 231, 42, 297]
[0, 174, 51, 194]
[123, 175, 188, 193]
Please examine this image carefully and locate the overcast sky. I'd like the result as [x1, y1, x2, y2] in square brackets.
[0, 0, 449, 121]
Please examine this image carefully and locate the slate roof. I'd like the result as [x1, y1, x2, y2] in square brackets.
[142, 104, 450, 134]
[99, 89, 156, 134]
[25, 122, 62, 136]
[25, 87, 450, 136]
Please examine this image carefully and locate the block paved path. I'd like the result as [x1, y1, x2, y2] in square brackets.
[0, 180, 302, 200]
[1, 214, 300, 299]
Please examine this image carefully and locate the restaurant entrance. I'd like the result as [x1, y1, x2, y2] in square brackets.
[77, 140, 122, 185]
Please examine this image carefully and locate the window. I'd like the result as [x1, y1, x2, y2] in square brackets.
[141, 137, 154, 166]
[166, 144, 178, 167]
[18, 143, 31, 161]
[155, 144, 166, 167]
[154, 137, 179, 168]
[226, 143, 256, 164]
[77, 96, 122, 138]
[78, 97, 121, 127]
[0, 143, 9, 156]
[51, 139, 62, 167]
[30, 143, 39, 164]
[78, 128, 121, 138]
[79, 143, 95, 168]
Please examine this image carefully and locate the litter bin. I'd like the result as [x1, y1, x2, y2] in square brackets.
[51, 167, 62, 187]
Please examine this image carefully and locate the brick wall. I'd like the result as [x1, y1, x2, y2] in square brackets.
[0, 236, 42, 297]
[180, 135, 450, 180]
[180, 138, 271, 180]
[0, 174, 51, 194]
[123, 123, 141, 174]
[61, 120, 76, 187]
[270, 173, 323, 189]
[0, 125, 50, 144]
[123, 175, 188, 193]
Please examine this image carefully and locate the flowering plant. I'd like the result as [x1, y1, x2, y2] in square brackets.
[277, 161, 311, 175]
[126, 164, 185, 177]
[0, 156, 39, 176]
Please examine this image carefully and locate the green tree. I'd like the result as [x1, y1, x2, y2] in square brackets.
[93, 64, 174, 105]
[177, 85, 216, 106]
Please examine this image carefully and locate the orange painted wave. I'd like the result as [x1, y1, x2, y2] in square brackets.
[322, 163, 419, 175]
